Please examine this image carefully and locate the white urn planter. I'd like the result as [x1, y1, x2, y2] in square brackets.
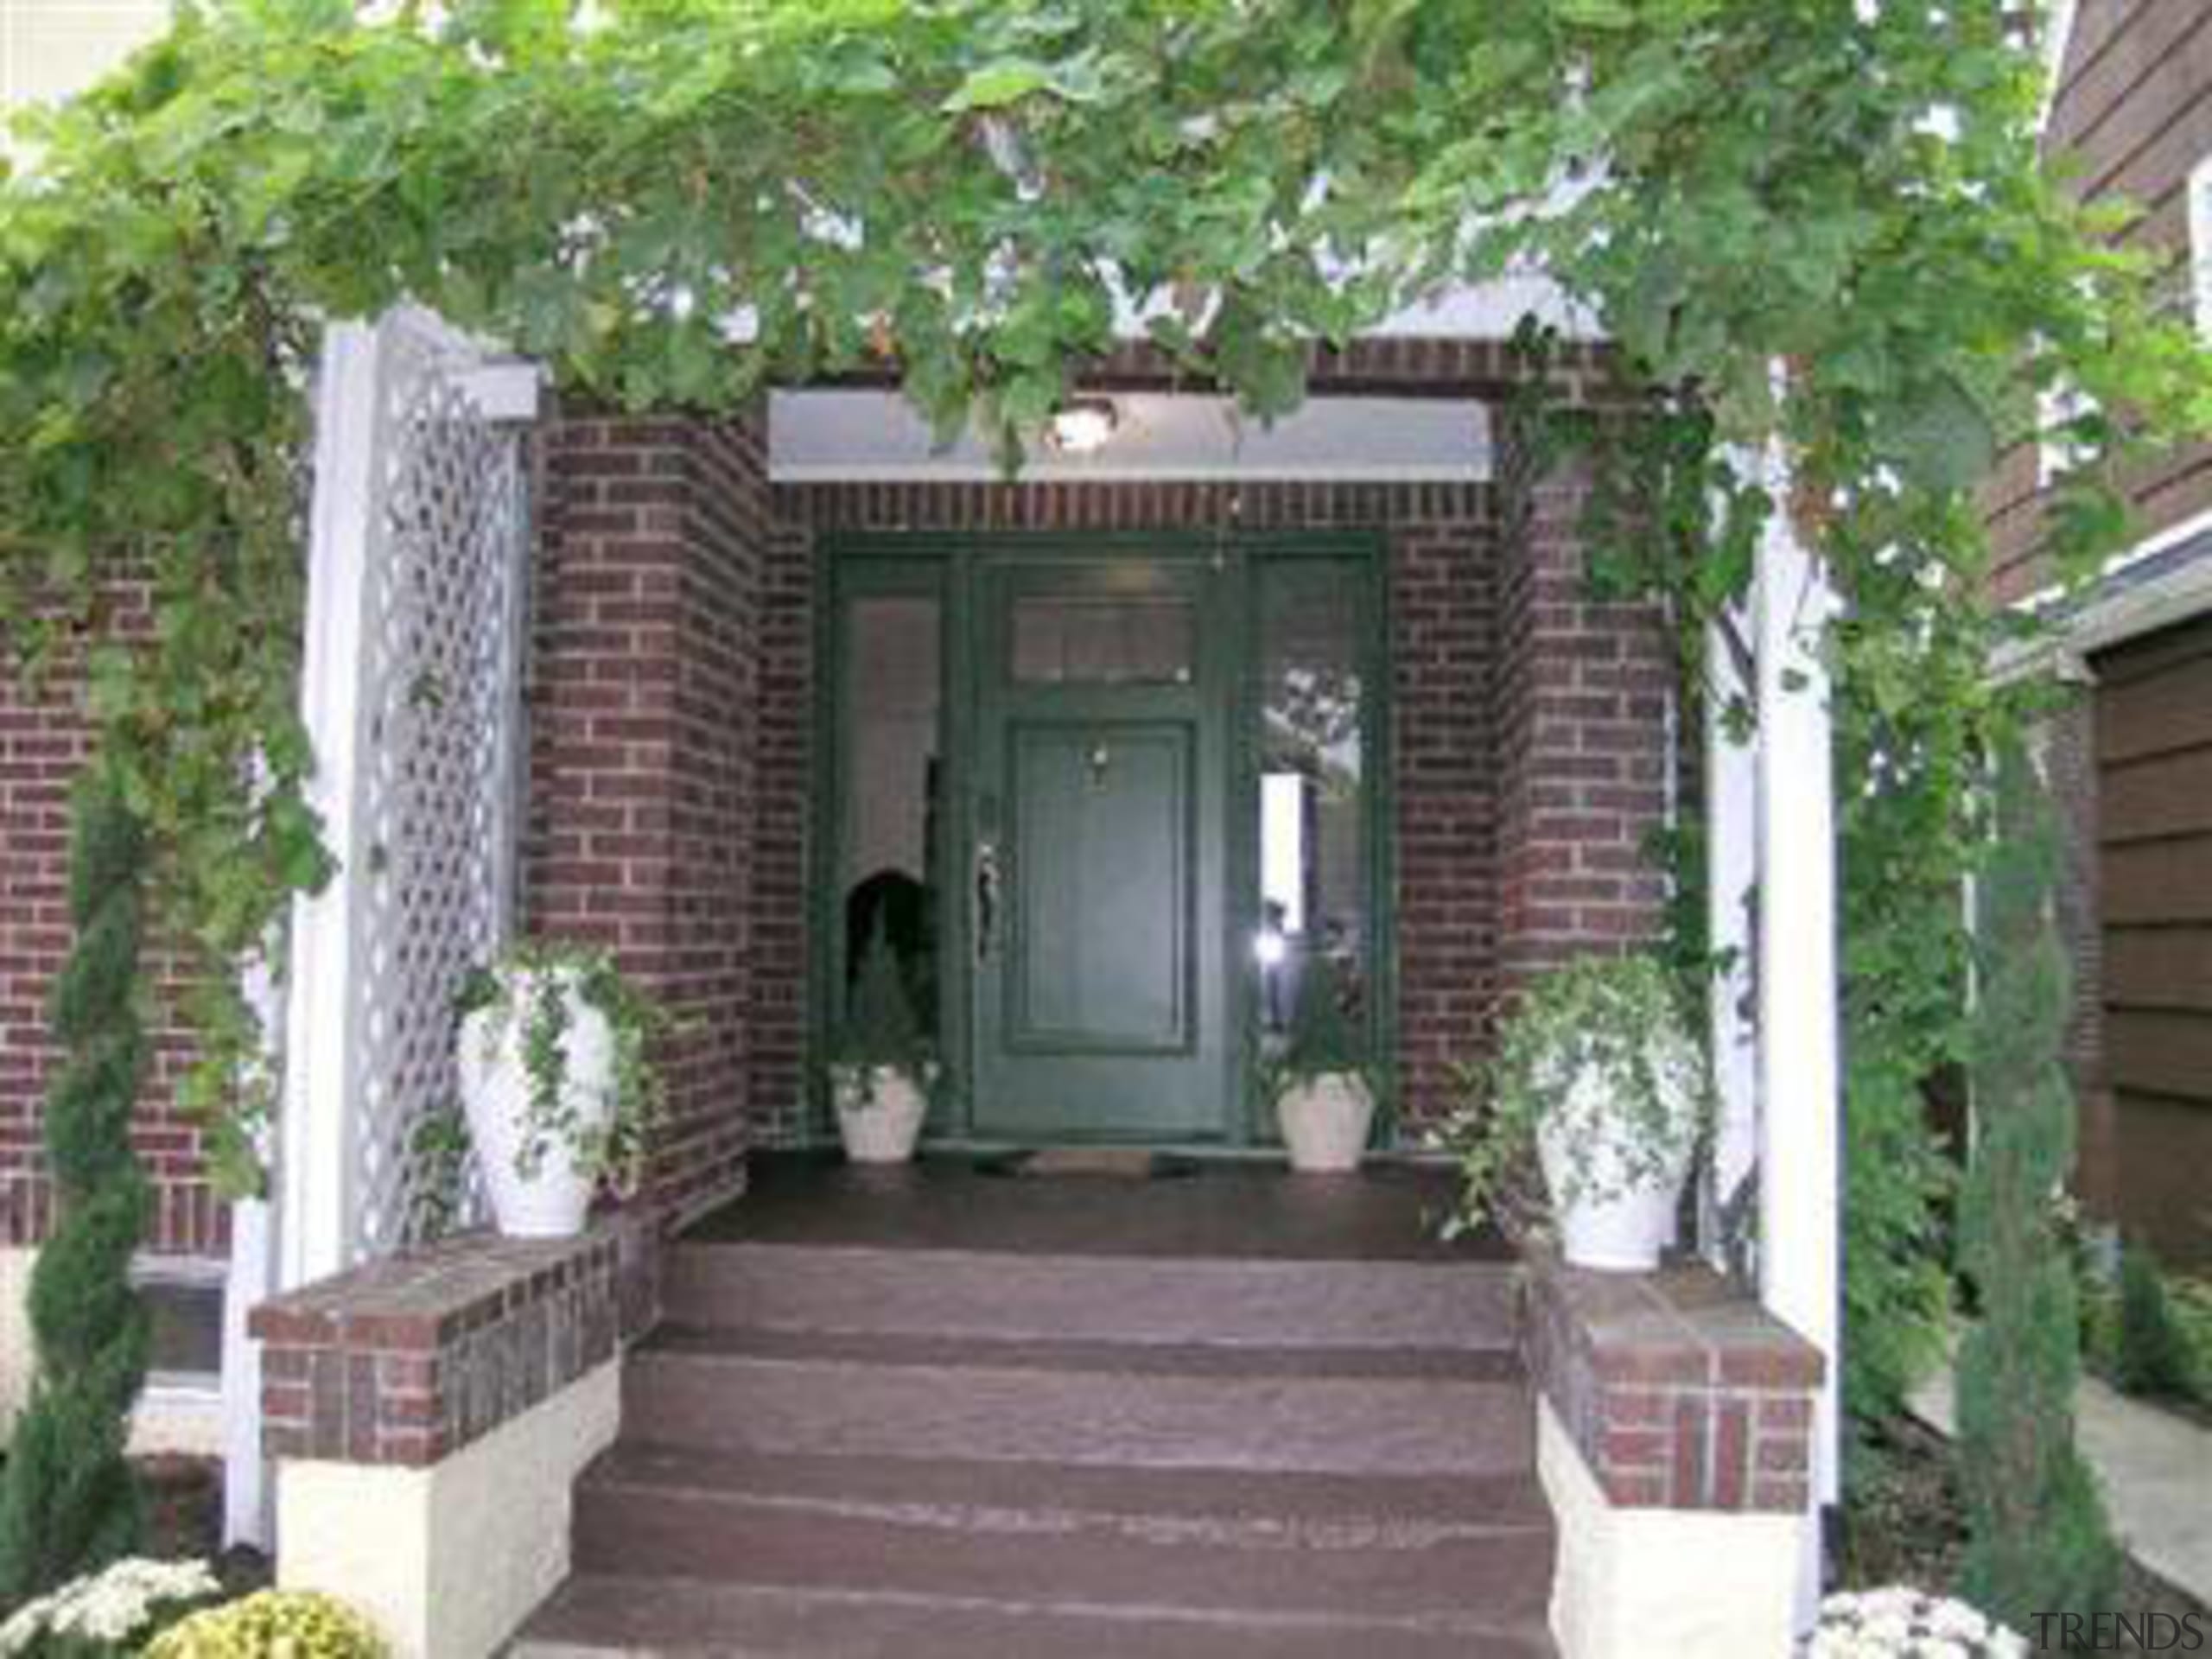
[833, 1065, 928, 1164]
[1277, 1071, 1376, 1173]
[458, 971, 616, 1239]
[1535, 1060, 1699, 1272]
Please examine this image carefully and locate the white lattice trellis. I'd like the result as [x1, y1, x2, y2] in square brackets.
[276, 309, 542, 1281]
[353, 333, 532, 1254]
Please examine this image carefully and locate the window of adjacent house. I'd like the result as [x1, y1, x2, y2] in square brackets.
[2038, 382, 2095, 491]
[132, 1259, 224, 1385]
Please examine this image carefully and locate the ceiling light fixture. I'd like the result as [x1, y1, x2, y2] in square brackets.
[1046, 398, 1119, 454]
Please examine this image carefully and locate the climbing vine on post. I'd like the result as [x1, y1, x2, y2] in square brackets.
[0, 772, 152, 1606]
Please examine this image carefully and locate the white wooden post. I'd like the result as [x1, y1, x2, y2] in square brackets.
[1704, 611, 1759, 1268]
[1749, 454, 1843, 1627]
[276, 321, 387, 1291]
[219, 1195, 272, 1548]
[218, 325, 385, 1548]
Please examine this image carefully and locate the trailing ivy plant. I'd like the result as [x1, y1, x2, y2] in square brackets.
[453, 941, 671, 1195]
[1436, 953, 1707, 1241]
[1, 0, 2209, 1496]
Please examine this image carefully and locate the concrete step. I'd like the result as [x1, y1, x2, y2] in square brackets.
[661, 1241, 1522, 1352]
[622, 1326, 1535, 1478]
[512, 1572, 1556, 1658]
[572, 1443, 1554, 1623]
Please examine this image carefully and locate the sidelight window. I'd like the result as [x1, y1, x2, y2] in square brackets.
[837, 593, 943, 1034]
[1254, 560, 1369, 1038]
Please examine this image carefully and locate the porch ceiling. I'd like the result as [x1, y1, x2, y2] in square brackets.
[766, 389, 1494, 483]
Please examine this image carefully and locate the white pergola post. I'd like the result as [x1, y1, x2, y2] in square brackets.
[276, 321, 388, 1291]
[1704, 611, 1759, 1268]
[222, 315, 543, 1548]
[220, 324, 385, 1548]
[1748, 455, 1843, 1625]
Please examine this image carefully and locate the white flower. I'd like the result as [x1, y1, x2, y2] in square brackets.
[1809, 1587, 2028, 1658]
[1925, 1599, 1991, 1642]
[0, 1556, 220, 1656]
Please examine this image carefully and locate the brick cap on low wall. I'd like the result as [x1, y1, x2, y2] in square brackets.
[1522, 1247, 1823, 1513]
[249, 1215, 658, 1468]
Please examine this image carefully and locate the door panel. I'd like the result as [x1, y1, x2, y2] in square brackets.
[974, 559, 1227, 1142]
[1006, 721, 1192, 1052]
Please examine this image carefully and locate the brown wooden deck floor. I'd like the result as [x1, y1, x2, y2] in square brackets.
[682, 1150, 1512, 1262]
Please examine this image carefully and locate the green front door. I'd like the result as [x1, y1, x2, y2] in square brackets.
[970, 557, 1230, 1141]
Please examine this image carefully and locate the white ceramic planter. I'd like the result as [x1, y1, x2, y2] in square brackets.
[1277, 1071, 1376, 1173]
[458, 971, 615, 1239]
[1535, 1063, 1696, 1271]
[833, 1066, 928, 1164]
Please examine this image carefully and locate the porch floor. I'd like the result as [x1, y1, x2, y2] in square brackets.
[682, 1149, 1512, 1262]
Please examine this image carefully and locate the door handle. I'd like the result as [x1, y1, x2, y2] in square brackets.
[975, 838, 1000, 963]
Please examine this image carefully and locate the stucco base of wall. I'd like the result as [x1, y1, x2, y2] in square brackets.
[0, 1247, 32, 1440]
[1537, 1398, 1805, 1659]
[276, 1358, 620, 1659]
[2, 1247, 225, 1459]
[132, 1383, 226, 1458]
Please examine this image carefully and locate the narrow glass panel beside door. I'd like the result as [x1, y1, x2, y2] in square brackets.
[1254, 562, 1369, 1052]
[837, 595, 943, 1039]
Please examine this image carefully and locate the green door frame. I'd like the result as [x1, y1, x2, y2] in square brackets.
[808, 529, 1396, 1150]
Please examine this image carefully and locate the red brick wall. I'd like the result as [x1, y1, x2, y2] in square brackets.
[1, 613, 226, 1259]
[525, 411, 768, 1229]
[752, 522, 816, 1147]
[766, 477, 1518, 1135]
[1493, 433, 1675, 988]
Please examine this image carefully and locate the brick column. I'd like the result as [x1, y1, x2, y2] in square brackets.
[526, 411, 768, 1226]
[747, 524, 815, 1144]
[1494, 412, 1675, 988]
[1521, 1250, 1822, 1658]
[1392, 506, 1504, 1127]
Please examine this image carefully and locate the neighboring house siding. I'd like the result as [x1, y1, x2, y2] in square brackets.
[2092, 613, 2212, 1268]
[1989, 2, 2212, 602]
[2045, 693, 2116, 1225]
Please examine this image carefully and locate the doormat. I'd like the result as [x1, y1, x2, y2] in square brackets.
[976, 1147, 1204, 1180]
